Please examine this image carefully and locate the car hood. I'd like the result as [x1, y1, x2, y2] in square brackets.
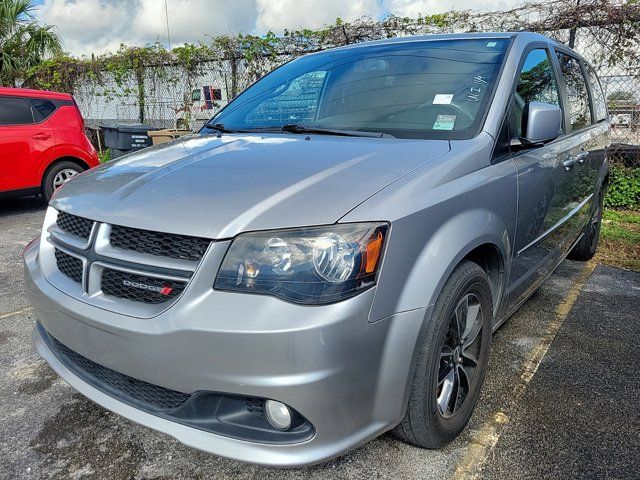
[52, 133, 449, 239]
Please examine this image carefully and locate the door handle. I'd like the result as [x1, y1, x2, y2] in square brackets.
[575, 151, 589, 163]
[32, 133, 51, 140]
[563, 157, 576, 170]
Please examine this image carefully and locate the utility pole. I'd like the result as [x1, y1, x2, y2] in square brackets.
[568, 0, 581, 48]
[164, 0, 171, 51]
[164, 0, 179, 129]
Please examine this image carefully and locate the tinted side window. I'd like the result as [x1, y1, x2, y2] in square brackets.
[509, 48, 562, 138]
[556, 52, 592, 130]
[29, 98, 57, 121]
[584, 63, 607, 122]
[0, 97, 35, 125]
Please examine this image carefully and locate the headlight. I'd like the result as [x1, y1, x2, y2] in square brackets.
[214, 223, 389, 304]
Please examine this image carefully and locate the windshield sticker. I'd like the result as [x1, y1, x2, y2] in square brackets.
[433, 114, 456, 131]
[433, 94, 454, 105]
[486, 41, 498, 48]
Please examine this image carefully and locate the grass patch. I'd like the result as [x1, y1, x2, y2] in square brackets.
[98, 149, 111, 163]
[596, 209, 640, 271]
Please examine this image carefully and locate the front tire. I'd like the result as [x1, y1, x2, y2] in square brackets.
[393, 260, 492, 448]
[42, 161, 85, 202]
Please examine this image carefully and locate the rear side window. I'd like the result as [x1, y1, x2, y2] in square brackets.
[29, 98, 57, 121]
[584, 63, 607, 122]
[0, 97, 35, 125]
[556, 52, 592, 130]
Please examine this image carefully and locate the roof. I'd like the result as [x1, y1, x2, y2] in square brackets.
[323, 31, 558, 52]
[0, 87, 72, 100]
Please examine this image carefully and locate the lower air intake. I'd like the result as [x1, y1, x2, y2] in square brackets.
[50, 333, 191, 411]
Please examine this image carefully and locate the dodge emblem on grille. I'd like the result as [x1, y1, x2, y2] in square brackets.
[122, 279, 173, 296]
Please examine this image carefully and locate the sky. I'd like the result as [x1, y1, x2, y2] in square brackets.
[32, 0, 517, 57]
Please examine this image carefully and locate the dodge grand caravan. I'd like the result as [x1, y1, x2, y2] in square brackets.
[25, 32, 610, 466]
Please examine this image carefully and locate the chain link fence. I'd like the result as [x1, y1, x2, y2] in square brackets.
[598, 73, 640, 166]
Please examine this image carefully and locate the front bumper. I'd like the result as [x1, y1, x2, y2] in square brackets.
[25, 236, 429, 466]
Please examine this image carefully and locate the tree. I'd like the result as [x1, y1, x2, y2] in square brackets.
[0, 0, 62, 86]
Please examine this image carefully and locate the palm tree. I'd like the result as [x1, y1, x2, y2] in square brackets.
[0, 0, 62, 86]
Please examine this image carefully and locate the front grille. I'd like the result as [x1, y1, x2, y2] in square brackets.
[101, 269, 185, 304]
[57, 212, 94, 240]
[50, 333, 191, 411]
[54, 249, 83, 283]
[110, 225, 210, 261]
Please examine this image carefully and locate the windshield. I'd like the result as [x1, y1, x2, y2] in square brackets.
[207, 38, 511, 140]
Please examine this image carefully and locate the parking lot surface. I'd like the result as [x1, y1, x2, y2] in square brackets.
[1, 197, 638, 479]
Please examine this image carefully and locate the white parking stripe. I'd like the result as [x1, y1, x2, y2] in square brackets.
[0, 307, 33, 320]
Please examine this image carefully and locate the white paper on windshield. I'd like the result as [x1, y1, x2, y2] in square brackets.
[433, 94, 454, 105]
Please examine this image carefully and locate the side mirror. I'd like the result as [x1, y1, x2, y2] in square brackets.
[522, 101, 562, 144]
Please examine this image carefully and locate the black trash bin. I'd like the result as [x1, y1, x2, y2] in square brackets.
[100, 124, 159, 159]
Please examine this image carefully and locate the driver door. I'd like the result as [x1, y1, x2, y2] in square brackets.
[503, 47, 578, 312]
[0, 96, 54, 193]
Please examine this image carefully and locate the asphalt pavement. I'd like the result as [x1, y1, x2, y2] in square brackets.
[0, 196, 638, 479]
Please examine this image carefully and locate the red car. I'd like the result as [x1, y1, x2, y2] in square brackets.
[0, 87, 99, 201]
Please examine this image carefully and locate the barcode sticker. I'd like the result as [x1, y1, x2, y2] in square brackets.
[433, 114, 456, 131]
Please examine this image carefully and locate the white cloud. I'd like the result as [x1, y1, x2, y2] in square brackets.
[35, 0, 521, 56]
[37, 0, 134, 54]
[36, 0, 257, 56]
[134, 0, 256, 46]
[255, 0, 382, 33]
[384, 0, 516, 17]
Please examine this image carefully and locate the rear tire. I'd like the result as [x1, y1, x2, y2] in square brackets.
[42, 161, 85, 202]
[568, 186, 604, 261]
[393, 260, 492, 448]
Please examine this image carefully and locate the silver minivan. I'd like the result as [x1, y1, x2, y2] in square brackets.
[25, 32, 609, 466]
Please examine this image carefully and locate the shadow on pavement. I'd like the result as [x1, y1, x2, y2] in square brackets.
[0, 196, 47, 218]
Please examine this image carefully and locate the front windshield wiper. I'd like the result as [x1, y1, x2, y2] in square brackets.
[204, 122, 394, 138]
[280, 124, 393, 138]
[204, 122, 237, 133]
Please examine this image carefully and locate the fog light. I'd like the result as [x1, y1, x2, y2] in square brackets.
[264, 400, 292, 430]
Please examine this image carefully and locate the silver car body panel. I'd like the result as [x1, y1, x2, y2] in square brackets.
[25, 32, 610, 466]
[50, 134, 450, 239]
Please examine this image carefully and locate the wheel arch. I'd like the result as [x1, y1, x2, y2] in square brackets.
[41, 156, 91, 187]
[462, 243, 505, 318]
[370, 208, 513, 323]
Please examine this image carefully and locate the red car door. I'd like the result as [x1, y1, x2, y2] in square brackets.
[0, 96, 55, 193]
